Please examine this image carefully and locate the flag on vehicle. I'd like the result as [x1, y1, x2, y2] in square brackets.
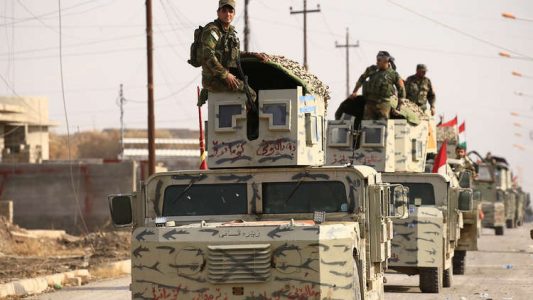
[197, 86, 208, 170]
[458, 121, 466, 149]
[432, 141, 448, 175]
[439, 116, 458, 127]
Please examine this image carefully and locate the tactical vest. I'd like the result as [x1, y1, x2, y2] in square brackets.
[406, 77, 430, 106]
[206, 21, 240, 69]
[363, 68, 397, 102]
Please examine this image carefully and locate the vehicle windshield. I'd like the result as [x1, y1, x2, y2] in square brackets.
[477, 165, 493, 182]
[394, 182, 435, 206]
[262, 181, 349, 214]
[162, 184, 247, 216]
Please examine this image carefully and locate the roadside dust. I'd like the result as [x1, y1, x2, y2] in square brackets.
[0, 217, 130, 284]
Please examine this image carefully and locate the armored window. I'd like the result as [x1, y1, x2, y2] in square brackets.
[217, 104, 244, 131]
[162, 183, 247, 216]
[305, 113, 319, 145]
[477, 165, 493, 182]
[411, 139, 424, 161]
[263, 104, 287, 126]
[262, 181, 349, 214]
[260, 100, 291, 131]
[391, 182, 435, 206]
[328, 125, 351, 147]
[361, 126, 385, 147]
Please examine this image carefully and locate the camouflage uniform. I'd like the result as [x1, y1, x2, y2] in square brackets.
[405, 75, 435, 111]
[200, 19, 256, 105]
[357, 65, 405, 120]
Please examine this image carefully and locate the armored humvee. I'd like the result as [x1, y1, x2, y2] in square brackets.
[327, 114, 473, 293]
[437, 128, 482, 275]
[467, 152, 506, 235]
[108, 56, 408, 300]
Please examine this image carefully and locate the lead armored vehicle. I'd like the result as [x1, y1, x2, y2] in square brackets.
[108, 56, 408, 300]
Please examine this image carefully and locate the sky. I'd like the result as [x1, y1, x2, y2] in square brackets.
[1, 0, 533, 190]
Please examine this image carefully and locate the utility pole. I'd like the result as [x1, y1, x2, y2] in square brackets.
[290, 0, 321, 70]
[244, 0, 250, 52]
[118, 84, 125, 158]
[145, 0, 156, 176]
[335, 28, 359, 97]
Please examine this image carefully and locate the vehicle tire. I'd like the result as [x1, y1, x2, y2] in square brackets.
[452, 250, 466, 275]
[506, 219, 513, 229]
[353, 257, 363, 300]
[495, 226, 504, 236]
[419, 267, 441, 293]
[443, 265, 453, 287]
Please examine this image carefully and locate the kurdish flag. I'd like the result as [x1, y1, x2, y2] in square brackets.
[458, 121, 466, 149]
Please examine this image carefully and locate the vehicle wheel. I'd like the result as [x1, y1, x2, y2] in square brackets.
[453, 251, 466, 275]
[419, 267, 441, 293]
[443, 265, 453, 287]
[506, 219, 513, 229]
[495, 226, 504, 236]
[353, 257, 363, 300]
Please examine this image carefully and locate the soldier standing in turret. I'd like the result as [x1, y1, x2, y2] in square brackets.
[350, 51, 406, 120]
[405, 64, 436, 116]
[198, 0, 267, 106]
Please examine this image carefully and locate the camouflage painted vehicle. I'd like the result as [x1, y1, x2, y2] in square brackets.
[108, 56, 408, 300]
[510, 187, 526, 227]
[382, 173, 472, 293]
[469, 153, 514, 234]
[446, 159, 481, 275]
[327, 116, 473, 293]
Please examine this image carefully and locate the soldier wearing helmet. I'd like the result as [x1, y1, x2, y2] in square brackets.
[198, 0, 267, 106]
[405, 64, 436, 116]
[350, 51, 406, 120]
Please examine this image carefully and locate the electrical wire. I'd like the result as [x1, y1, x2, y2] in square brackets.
[58, 0, 91, 237]
[387, 0, 533, 61]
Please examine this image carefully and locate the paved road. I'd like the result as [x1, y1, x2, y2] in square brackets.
[33, 223, 533, 300]
[385, 222, 533, 300]
[30, 277, 130, 300]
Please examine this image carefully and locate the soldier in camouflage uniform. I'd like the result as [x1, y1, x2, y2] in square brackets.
[350, 51, 406, 120]
[455, 145, 476, 175]
[198, 0, 267, 106]
[405, 64, 436, 116]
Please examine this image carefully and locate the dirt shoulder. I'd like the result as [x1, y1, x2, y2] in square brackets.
[0, 217, 130, 284]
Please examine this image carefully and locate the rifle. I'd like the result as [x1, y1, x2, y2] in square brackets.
[236, 56, 257, 113]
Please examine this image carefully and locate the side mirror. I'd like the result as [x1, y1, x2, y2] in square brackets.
[389, 185, 409, 219]
[459, 171, 472, 188]
[108, 194, 133, 227]
[458, 189, 474, 212]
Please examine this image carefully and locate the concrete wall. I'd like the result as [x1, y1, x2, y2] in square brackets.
[0, 161, 136, 233]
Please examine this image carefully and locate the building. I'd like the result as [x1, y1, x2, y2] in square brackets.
[0, 96, 55, 163]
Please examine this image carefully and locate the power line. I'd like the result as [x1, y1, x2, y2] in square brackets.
[1, 0, 102, 27]
[387, 0, 533, 61]
[58, 0, 90, 236]
[290, 0, 321, 70]
[335, 27, 359, 97]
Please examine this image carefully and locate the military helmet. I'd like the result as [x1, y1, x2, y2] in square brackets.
[219, 0, 236, 9]
[417, 64, 427, 71]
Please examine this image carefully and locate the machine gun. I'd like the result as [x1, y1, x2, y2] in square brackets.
[237, 56, 257, 113]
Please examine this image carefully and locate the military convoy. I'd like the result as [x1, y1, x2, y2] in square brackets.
[107, 55, 527, 298]
[327, 113, 473, 293]
[108, 57, 409, 300]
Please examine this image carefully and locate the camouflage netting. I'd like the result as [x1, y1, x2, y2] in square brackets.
[437, 126, 458, 143]
[242, 54, 331, 108]
[265, 55, 331, 102]
[397, 99, 429, 125]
